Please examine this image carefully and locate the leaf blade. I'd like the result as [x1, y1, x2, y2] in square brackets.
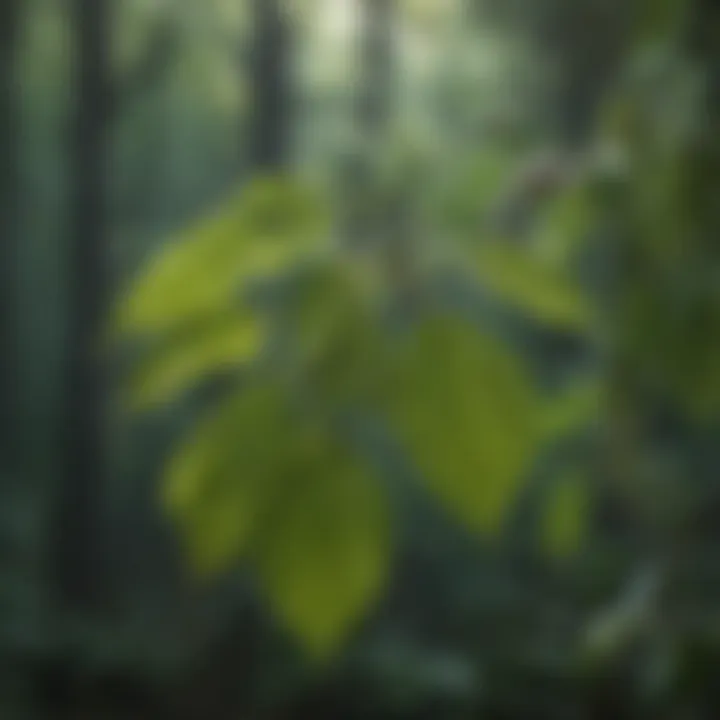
[386, 315, 539, 533]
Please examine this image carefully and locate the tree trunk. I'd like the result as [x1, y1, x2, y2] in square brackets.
[539, 0, 630, 148]
[341, 0, 397, 247]
[688, 0, 720, 163]
[54, 0, 111, 611]
[0, 0, 20, 475]
[357, 0, 396, 138]
[247, 0, 291, 172]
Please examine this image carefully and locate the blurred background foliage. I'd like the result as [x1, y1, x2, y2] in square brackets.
[2, 0, 720, 717]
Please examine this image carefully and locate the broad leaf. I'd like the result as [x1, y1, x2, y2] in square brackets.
[436, 149, 518, 235]
[474, 244, 591, 332]
[385, 315, 539, 533]
[532, 183, 594, 266]
[115, 177, 328, 338]
[164, 379, 390, 653]
[127, 309, 263, 410]
[289, 261, 393, 407]
[163, 382, 292, 575]
[253, 437, 390, 656]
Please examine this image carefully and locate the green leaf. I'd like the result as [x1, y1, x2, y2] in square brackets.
[386, 315, 539, 533]
[253, 438, 390, 656]
[289, 262, 367, 362]
[115, 177, 328, 338]
[532, 184, 594, 266]
[240, 175, 328, 242]
[540, 377, 602, 442]
[163, 382, 292, 576]
[164, 378, 391, 654]
[289, 262, 393, 407]
[127, 309, 263, 410]
[116, 195, 247, 336]
[474, 244, 591, 332]
[541, 470, 589, 559]
[437, 150, 518, 234]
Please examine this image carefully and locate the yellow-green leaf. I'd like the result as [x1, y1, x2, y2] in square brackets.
[386, 315, 539, 533]
[116, 193, 248, 336]
[163, 382, 292, 576]
[115, 177, 328, 338]
[290, 262, 392, 406]
[240, 175, 328, 243]
[254, 441, 390, 656]
[474, 244, 591, 332]
[533, 184, 594, 266]
[438, 149, 518, 234]
[540, 377, 602, 442]
[127, 310, 263, 410]
[541, 471, 589, 559]
[164, 380, 391, 652]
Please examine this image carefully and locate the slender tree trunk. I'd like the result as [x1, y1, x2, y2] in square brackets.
[0, 3, 24, 700]
[688, 0, 720, 171]
[357, 0, 395, 138]
[542, 0, 630, 148]
[55, 0, 111, 611]
[247, 0, 291, 172]
[342, 0, 397, 246]
[0, 0, 20, 475]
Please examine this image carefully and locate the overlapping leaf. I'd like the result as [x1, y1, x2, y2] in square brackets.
[289, 261, 394, 407]
[163, 380, 390, 653]
[254, 440, 390, 656]
[115, 177, 328, 339]
[127, 309, 262, 410]
[163, 382, 292, 575]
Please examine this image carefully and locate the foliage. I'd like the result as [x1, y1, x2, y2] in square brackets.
[473, 243, 591, 331]
[384, 314, 539, 532]
[540, 468, 589, 558]
[116, 168, 599, 652]
[9, 0, 720, 715]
